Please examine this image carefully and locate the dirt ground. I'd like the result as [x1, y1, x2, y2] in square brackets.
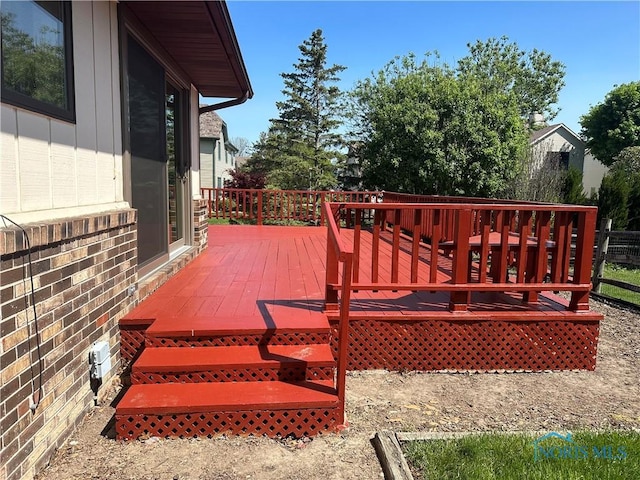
[36, 298, 639, 480]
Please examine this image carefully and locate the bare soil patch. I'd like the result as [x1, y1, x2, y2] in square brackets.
[36, 299, 639, 480]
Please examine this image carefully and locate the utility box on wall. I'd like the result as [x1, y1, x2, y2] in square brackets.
[89, 341, 112, 380]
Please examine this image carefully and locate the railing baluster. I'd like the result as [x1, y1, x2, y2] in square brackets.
[478, 210, 491, 284]
[411, 209, 421, 283]
[561, 213, 573, 283]
[353, 209, 361, 284]
[372, 210, 381, 284]
[551, 211, 567, 284]
[391, 209, 401, 284]
[516, 210, 532, 284]
[429, 209, 441, 284]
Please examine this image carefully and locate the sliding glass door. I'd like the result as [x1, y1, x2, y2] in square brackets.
[126, 34, 188, 272]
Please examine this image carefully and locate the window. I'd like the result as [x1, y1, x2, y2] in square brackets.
[546, 151, 571, 170]
[1, 1, 75, 121]
[217, 177, 222, 188]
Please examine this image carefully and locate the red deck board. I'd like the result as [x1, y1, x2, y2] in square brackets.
[117, 380, 338, 415]
[126, 225, 593, 334]
[145, 312, 330, 337]
[133, 344, 335, 371]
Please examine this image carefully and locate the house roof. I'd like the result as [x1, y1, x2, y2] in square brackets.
[200, 109, 224, 138]
[123, 1, 253, 100]
[530, 123, 584, 146]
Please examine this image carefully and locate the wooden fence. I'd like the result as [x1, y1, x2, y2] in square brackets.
[592, 218, 640, 303]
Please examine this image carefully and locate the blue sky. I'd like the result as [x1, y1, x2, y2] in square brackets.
[203, 1, 640, 148]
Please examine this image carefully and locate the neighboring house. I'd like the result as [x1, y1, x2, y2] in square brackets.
[235, 155, 250, 170]
[0, 2, 252, 480]
[582, 150, 609, 198]
[200, 110, 238, 188]
[529, 123, 608, 197]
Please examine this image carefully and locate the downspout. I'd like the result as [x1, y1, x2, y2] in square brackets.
[199, 90, 250, 115]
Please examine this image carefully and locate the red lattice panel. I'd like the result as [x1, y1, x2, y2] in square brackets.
[116, 408, 340, 440]
[329, 319, 599, 372]
[145, 331, 330, 348]
[120, 328, 147, 367]
[131, 366, 334, 384]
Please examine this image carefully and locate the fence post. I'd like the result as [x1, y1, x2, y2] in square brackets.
[592, 218, 612, 294]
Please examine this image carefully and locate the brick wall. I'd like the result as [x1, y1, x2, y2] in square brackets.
[0, 210, 137, 480]
[193, 198, 209, 253]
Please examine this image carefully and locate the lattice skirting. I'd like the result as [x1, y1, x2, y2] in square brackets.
[146, 331, 330, 348]
[329, 319, 599, 371]
[116, 408, 341, 440]
[120, 323, 152, 367]
[131, 366, 335, 384]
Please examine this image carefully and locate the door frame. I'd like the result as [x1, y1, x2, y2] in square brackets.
[119, 4, 193, 278]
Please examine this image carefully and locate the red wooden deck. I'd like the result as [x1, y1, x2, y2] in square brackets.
[116, 223, 602, 440]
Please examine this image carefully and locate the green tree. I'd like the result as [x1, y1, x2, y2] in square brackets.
[607, 146, 640, 230]
[562, 166, 587, 205]
[252, 29, 345, 190]
[457, 36, 566, 121]
[580, 81, 640, 166]
[598, 170, 630, 229]
[349, 53, 528, 197]
[1, 11, 67, 108]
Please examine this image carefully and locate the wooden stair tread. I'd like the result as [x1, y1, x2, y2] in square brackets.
[133, 344, 335, 372]
[117, 380, 338, 414]
[145, 314, 330, 337]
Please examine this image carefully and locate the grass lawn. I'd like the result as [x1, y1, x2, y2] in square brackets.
[403, 431, 640, 480]
[208, 217, 231, 225]
[600, 264, 640, 306]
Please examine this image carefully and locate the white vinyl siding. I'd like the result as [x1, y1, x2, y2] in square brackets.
[0, 1, 124, 222]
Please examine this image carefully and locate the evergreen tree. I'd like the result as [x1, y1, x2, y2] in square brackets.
[251, 29, 346, 190]
[598, 170, 630, 230]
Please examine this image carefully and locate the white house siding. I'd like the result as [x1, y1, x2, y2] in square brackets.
[533, 129, 585, 172]
[0, 1, 125, 224]
[200, 138, 215, 189]
[583, 152, 609, 197]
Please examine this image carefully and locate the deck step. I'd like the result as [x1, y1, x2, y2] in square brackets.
[115, 380, 341, 439]
[131, 345, 336, 384]
[144, 315, 331, 347]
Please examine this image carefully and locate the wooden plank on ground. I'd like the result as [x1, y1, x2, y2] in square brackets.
[371, 431, 414, 480]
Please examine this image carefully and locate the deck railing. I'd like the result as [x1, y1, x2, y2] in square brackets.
[200, 188, 380, 226]
[323, 202, 353, 419]
[324, 200, 598, 313]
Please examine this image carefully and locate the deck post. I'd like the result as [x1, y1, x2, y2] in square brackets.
[336, 254, 353, 423]
[570, 209, 598, 311]
[449, 208, 472, 311]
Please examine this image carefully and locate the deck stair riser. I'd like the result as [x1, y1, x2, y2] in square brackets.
[116, 381, 340, 440]
[143, 315, 331, 347]
[131, 345, 335, 384]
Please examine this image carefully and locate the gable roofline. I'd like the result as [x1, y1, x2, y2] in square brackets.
[530, 123, 585, 147]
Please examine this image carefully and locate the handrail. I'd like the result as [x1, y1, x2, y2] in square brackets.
[322, 202, 353, 424]
[324, 201, 598, 313]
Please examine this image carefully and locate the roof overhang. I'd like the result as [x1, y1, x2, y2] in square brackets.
[123, 0, 253, 101]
